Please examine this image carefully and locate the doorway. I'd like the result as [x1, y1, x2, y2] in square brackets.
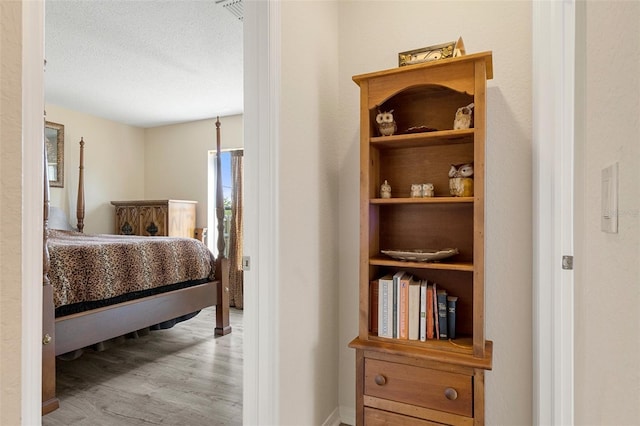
[21, 1, 273, 424]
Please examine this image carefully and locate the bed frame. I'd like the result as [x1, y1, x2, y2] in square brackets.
[41, 118, 231, 415]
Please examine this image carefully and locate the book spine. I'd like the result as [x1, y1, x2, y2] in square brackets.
[392, 275, 399, 338]
[378, 278, 390, 338]
[447, 296, 458, 340]
[386, 279, 394, 338]
[399, 277, 409, 340]
[378, 280, 384, 337]
[419, 281, 427, 341]
[370, 280, 379, 334]
[426, 284, 434, 339]
[437, 289, 448, 340]
[432, 284, 439, 339]
[408, 278, 419, 340]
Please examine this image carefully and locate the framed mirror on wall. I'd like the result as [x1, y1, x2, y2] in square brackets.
[45, 121, 64, 187]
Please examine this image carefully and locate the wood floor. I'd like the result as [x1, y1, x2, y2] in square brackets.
[43, 307, 243, 426]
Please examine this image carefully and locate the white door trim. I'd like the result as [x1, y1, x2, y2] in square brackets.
[532, 1, 575, 425]
[22, 0, 45, 424]
[243, 0, 280, 424]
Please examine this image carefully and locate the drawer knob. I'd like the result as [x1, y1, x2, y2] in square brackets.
[42, 334, 52, 345]
[444, 387, 458, 400]
[374, 374, 387, 386]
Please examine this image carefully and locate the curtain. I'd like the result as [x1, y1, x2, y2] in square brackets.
[228, 150, 244, 308]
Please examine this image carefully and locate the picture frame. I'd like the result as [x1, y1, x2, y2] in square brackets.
[398, 37, 466, 67]
[45, 121, 64, 188]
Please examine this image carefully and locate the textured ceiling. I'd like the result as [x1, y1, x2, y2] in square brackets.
[45, 0, 243, 128]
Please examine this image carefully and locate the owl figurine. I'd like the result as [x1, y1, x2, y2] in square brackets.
[410, 184, 423, 198]
[449, 162, 474, 197]
[376, 109, 397, 136]
[448, 162, 474, 178]
[453, 103, 474, 130]
[380, 180, 392, 198]
[421, 183, 434, 197]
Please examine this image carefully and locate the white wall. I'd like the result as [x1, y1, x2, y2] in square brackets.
[0, 2, 25, 424]
[574, 1, 640, 423]
[41, 107, 242, 234]
[278, 1, 340, 424]
[336, 2, 533, 424]
[144, 114, 243, 229]
[44, 104, 145, 234]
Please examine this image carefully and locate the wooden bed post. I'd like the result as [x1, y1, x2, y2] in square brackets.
[76, 138, 85, 233]
[42, 135, 59, 415]
[214, 117, 231, 336]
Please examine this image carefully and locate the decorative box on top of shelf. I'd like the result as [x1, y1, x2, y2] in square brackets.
[349, 51, 493, 425]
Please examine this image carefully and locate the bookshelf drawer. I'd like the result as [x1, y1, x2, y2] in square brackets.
[364, 407, 440, 425]
[364, 359, 472, 417]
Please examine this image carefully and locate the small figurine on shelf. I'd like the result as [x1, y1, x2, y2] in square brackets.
[453, 103, 474, 130]
[449, 162, 474, 178]
[380, 180, 392, 198]
[448, 162, 474, 197]
[422, 183, 435, 197]
[376, 109, 397, 136]
[410, 184, 422, 198]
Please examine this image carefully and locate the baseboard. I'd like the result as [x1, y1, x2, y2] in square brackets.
[339, 405, 356, 426]
[321, 404, 355, 426]
[322, 407, 342, 426]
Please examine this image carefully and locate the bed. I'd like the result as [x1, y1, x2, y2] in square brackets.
[41, 119, 231, 415]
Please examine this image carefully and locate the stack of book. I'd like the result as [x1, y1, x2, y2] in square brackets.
[370, 272, 458, 341]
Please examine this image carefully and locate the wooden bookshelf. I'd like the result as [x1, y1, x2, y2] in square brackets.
[349, 52, 494, 425]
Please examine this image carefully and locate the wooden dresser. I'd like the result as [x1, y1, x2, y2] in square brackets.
[111, 199, 197, 238]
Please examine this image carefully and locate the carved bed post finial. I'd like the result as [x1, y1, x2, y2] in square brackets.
[76, 138, 85, 233]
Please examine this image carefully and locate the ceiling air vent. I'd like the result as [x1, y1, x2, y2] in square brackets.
[216, 0, 243, 21]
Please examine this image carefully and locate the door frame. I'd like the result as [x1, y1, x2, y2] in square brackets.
[532, 1, 575, 424]
[21, 0, 274, 423]
[242, 0, 280, 423]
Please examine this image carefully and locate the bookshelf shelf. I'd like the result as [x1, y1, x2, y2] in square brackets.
[370, 196, 474, 205]
[350, 337, 493, 370]
[369, 256, 474, 272]
[349, 52, 494, 425]
[370, 128, 474, 149]
[368, 335, 473, 354]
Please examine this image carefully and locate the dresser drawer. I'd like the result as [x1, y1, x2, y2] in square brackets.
[364, 407, 442, 426]
[364, 359, 473, 417]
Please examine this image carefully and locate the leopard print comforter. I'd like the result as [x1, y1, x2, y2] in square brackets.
[48, 229, 216, 313]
